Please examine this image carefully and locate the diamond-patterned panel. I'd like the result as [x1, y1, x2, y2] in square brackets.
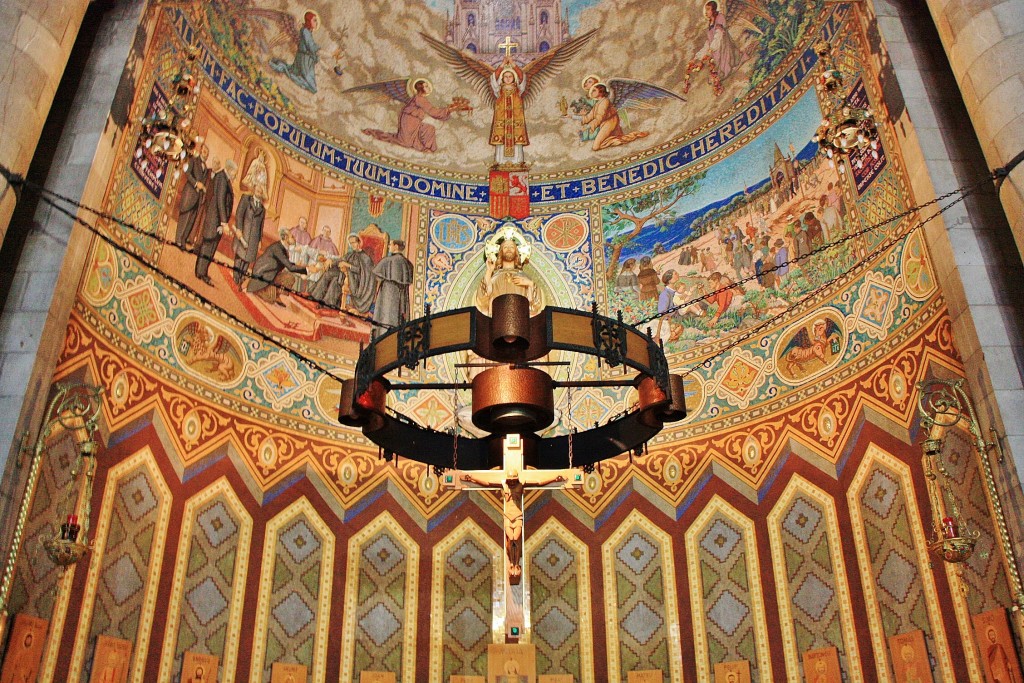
[352, 528, 410, 677]
[792, 574, 834, 622]
[877, 550, 917, 603]
[700, 519, 742, 562]
[612, 524, 671, 679]
[618, 533, 658, 574]
[938, 428, 1013, 613]
[858, 462, 938, 663]
[363, 534, 404, 575]
[120, 472, 158, 522]
[447, 607, 489, 650]
[782, 498, 822, 544]
[86, 462, 165, 677]
[103, 554, 144, 606]
[273, 591, 315, 638]
[535, 605, 575, 650]
[8, 431, 76, 620]
[197, 501, 238, 548]
[531, 532, 583, 679]
[774, 493, 847, 664]
[443, 535, 494, 680]
[535, 538, 573, 582]
[450, 539, 489, 582]
[694, 511, 759, 680]
[280, 519, 321, 564]
[174, 493, 245, 682]
[862, 469, 899, 518]
[264, 509, 326, 679]
[360, 603, 402, 648]
[707, 590, 748, 636]
[187, 577, 229, 627]
[622, 600, 664, 645]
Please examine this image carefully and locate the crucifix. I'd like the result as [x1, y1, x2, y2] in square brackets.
[443, 432, 582, 641]
[497, 35, 519, 58]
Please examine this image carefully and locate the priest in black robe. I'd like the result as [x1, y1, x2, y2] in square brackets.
[372, 239, 413, 336]
[174, 144, 209, 250]
[231, 185, 266, 286]
[339, 234, 377, 314]
[310, 257, 343, 308]
[194, 158, 236, 285]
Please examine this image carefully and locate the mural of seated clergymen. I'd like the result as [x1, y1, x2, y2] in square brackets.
[153, 81, 416, 353]
[199, 0, 825, 174]
[604, 87, 869, 352]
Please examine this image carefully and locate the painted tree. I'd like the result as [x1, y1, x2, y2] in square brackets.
[603, 172, 706, 280]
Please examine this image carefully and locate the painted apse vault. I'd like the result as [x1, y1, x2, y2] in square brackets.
[7, 0, 1015, 682]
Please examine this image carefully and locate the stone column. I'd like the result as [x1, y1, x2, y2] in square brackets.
[0, 0, 92, 247]
[923, 0, 1024, 257]
[917, 0, 1024, 539]
[871, 0, 1024, 626]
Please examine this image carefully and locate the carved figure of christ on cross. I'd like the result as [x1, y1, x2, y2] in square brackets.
[460, 467, 566, 585]
[451, 433, 581, 585]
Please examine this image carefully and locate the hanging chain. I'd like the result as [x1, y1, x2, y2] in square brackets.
[450, 387, 460, 472]
[567, 384, 574, 470]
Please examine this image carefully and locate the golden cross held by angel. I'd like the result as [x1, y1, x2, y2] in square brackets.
[497, 35, 519, 57]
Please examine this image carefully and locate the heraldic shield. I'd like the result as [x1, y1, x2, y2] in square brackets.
[489, 169, 530, 219]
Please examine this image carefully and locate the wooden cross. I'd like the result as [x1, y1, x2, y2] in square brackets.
[497, 35, 519, 57]
[442, 433, 582, 641]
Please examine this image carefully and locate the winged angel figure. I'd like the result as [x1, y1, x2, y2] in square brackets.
[344, 78, 472, 154]
[419, 31, 597, 167]
[220, 4, 345, 95]
[780, 317, 842, 375]
[573, 75, 685, 151]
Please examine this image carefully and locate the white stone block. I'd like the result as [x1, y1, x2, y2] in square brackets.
[981, 345, 1024, 390]
[993, 0, 1024, 37]
[0, 352, 36, 396]
[0, 311, 46, 353]
[20, 270, 58, 312]
[13, 14, 62, 80]
[992, 389, 1024, 436]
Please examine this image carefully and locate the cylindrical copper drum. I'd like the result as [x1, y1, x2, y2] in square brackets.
[491, 293, 531, 353]
[636, 374, 669, 428]
[472, 365, 554, 433]
[636, 374, 688, 427]
[659, 374, 687, 421]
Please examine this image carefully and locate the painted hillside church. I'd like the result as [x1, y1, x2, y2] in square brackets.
[445, 0, 569, 54]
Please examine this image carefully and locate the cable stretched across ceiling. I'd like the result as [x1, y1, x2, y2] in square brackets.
[0, 158, 1014, 426]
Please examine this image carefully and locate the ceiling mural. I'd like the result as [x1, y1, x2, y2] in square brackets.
[73, 0, 943, 505]
[198, 0, 826, 178]
[9, 1, 1012, 679]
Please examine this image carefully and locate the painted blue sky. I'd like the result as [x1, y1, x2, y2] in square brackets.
[423, 0, 604, 33]
[662, 89, 823, 218]
[607, 88, 825, 258]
